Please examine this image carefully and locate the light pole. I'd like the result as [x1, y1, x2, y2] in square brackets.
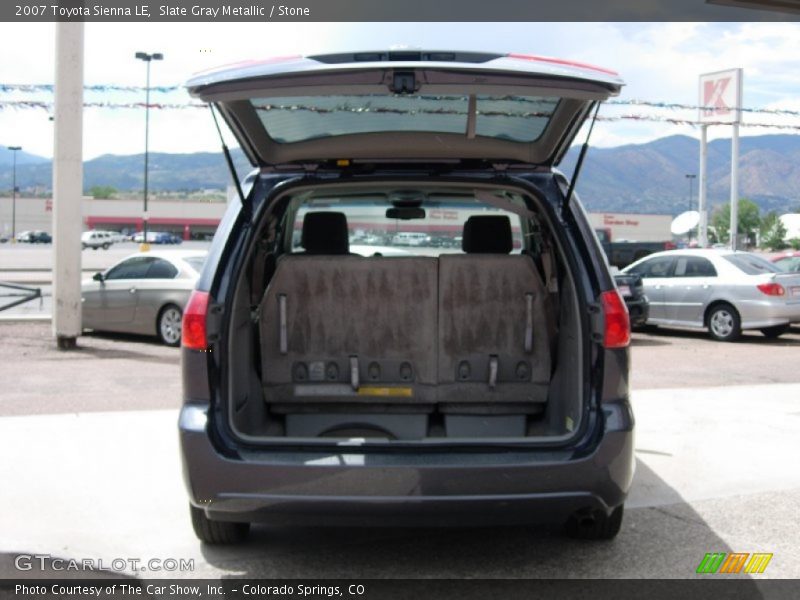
[685, 173, 696, 212]
[135, 51, 163, 251]
[686, 173, 697, 242]
[8, 146, 21, 242]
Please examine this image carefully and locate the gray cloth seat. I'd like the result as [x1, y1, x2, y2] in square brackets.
[438, 216, 551, 412]
[259, 255, 439, 409]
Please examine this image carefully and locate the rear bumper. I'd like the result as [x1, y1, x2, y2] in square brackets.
[739, 298, 800, 329]
[179, 401, 635, 526]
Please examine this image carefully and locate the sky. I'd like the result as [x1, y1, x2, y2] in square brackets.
[0, 21, 799, 159]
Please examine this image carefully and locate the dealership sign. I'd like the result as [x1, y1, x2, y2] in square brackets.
[699, 68, 743, 124]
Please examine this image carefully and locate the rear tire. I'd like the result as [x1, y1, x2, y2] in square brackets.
[157, 304, 183, 346]
[102, 242, 110, 250]
[190, 505, 249, 544]
[566, 505, 624, 540]
[761, 324, 790, 339]
[707, 303, 741, 342]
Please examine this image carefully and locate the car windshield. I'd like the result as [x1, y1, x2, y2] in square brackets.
[252, 94, 560, 144]
[723, 253, 781, 275]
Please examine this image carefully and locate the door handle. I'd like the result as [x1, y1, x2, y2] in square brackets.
[129, 288, 136, 294]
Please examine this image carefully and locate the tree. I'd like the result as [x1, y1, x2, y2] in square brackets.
[759, 212, 788, 250]
[89, 185, 117, 199]
[710, 198, 760, 245]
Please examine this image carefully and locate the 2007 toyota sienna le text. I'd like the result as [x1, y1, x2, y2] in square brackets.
[178, 51, 634, 544]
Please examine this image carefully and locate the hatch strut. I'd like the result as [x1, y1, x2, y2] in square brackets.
[209, 104, 248, 214]
[563, 101, 601, 216]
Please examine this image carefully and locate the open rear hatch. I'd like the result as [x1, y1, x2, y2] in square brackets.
[186, 50, 623, 168]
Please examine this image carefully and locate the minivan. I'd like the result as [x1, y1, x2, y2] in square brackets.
[179, 51, 634, 544]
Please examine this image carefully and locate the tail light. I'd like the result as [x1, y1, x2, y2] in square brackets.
[664, 241, 677, 250]
[600, 289, 631, 349]
[757, 283, 785, 297]
[182, 291, 210, 350]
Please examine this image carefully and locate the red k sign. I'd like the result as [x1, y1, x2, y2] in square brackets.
[699, 69, 743, 124]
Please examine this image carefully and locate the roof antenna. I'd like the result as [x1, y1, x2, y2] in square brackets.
[563, 101, 601, 216]
[209, 103, 248, 214]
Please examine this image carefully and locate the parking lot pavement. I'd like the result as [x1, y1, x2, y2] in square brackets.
[1, 321, 799, 579]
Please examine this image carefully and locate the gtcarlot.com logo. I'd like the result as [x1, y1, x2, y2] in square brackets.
[15, 554, 195, 573]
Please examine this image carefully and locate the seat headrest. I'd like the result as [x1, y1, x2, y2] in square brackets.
[301, 212, 350, 254]
[462, 215, 513, 254]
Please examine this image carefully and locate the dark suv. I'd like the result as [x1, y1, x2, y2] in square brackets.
[179, 51, 634, 544]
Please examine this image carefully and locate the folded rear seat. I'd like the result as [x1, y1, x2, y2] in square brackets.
[258, 213, 439, 436]
[437, 216, 551, 435]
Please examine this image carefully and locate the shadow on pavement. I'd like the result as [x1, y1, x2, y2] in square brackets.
[195, 461, 759, 585]
[71, 340, 179, 365]
[640, 326, 800, 346]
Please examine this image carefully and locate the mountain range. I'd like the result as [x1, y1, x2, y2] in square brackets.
[2, 134, 800, 216]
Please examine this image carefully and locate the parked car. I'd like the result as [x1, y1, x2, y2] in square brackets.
[772, 251, 800, 273]
[81, 250, 207, 346]
[391, 232, 431, 246]
[17, 230, 52, 244]
[623, 249, 800, 341]
[132, 231, 160, 244]
[81, 230, 115, 250]
[595, 228, 676, 269]
[613, 271, 649, 328]
[155, 232, 183, 245]
[179, 50, 634, 544]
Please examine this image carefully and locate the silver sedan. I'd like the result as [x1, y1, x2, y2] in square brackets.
[622, 249, 800, 341]
[81, 250, 207, 346]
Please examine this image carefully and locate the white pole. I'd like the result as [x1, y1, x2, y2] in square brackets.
[730, 123, 740, 251]
[52, 22, 84, 350]
[698, 125, 708, 247]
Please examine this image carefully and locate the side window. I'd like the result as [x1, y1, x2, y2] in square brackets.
[675, 257, 717, 277]
[630, 256, 675, 278]
[105, 257, 155, 280]
[147, 259, 179, 279]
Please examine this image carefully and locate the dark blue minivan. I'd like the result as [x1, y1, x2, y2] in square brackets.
[178, 50, 634, 544]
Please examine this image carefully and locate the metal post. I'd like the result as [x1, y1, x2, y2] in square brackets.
[135, 51, 162, 251]
[9, 146, 21, 241]
[730, 122, 740, 250]
[685, 173, 696, 242]
[698, 125, 708, 247]
[52, 22, 84, 350]
[142, 59, 150, 251]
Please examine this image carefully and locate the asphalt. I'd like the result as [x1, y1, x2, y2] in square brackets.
[0, 322, 798, 580]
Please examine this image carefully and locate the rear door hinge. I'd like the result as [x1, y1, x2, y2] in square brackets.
[206, 303, 224, 343]
[588, 301, 604, 343]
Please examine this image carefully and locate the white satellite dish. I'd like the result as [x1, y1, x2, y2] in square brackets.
[671, 211, 700, 236]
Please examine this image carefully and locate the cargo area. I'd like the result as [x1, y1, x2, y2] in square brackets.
[221, 181, 587, 444]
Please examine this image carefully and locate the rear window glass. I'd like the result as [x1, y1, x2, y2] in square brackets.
[184, 256, 206, 273]
[289, 197, 525, 257]
[252, 94, 559, 144]
[723, 254, 780, 275]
